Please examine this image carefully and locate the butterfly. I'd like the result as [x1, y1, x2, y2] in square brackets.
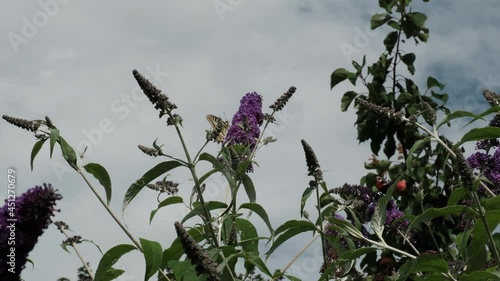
[375, 176, 407, 193]
[206, 114, 229, 143]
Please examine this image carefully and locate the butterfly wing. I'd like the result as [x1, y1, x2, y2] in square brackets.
[206, 114, 228, 143]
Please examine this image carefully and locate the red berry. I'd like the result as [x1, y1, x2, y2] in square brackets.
[396, 180, 407, 192]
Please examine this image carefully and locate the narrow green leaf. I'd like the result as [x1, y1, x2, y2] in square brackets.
[437, 110, 481, 129]
[181, 201, 228, 224]
[462, 105, 500, 128]
[239, 203, 274, 235]
[149, 196, 183, 223]
[167, 260, 198, 281]
[218, 251, 273, 277]
[458, 127, 500, 146]
[338, 247, 377, 261]
[406, 137, 430, 177]
[140, 238, 162, 281]
[485, 195, 500, 211]
[84, 163, 112, 205]
[242, 173, 256, 202]
[30, 139, 46, 171]
[58, 136, 78, 169]
[94, 244, 137, 281]
[328, 216, 365, 241]
[406, 206, 477, 233]
[460, 271, 500, 281]
[266, 220, 316, 257]
[122, 161, 184, 214]
[49, 128, 59, 158]
[396, 254, 447, 281]
[341, 91, 358, 112]
[300, 187, 315, 217]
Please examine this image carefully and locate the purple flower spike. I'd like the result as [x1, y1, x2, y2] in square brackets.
[225, 92, 264, 149]
[0, 184, 62, 280]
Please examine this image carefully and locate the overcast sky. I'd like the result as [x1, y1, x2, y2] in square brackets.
[1, 1, 500, 280]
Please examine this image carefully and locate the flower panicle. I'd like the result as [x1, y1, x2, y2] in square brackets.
[270, 86, 297, 111]
[132, 69, 177, 120]
[2, 115, 41, 133]
[456, 149, 474, 190]
[301, 139, 323, 181]
[483, 89, 500, 107]
[138, 144, 160, 157]
[147, 180, 179, 195]
[420, 100, 436, 125]
[355, 97, 406, 124]
[174, 222, 220, 281]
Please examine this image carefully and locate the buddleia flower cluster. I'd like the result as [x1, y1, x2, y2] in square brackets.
[0, 184, 62, 281]
[225, 92, 264, 149]
[467, 91, 500, 194]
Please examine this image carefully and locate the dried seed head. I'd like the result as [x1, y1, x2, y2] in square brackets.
[54, 221, 69, 232]
[138, 145, 159, 157]
[167, 114, 183, 127]
[45, 116, 56, 129]
[263, 113, 276, 123]
[456, 149, 474, 190]
[270, 86, 297, 111]
[355, 98, 405, 124]
[174, 222, 220, 281]
[483, 89, 500, 107]
[301, 140, 323, 181]
[147, 180, 179, 195]
[420, 101, 436, 125]
[132, 69, 177, 118]
[3, 115, 41, 132]
[63, 235, 83, 245]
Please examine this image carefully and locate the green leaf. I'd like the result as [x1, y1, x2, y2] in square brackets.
[447, 187, 467, 206]
[218, 251, 273, 277]
[338, 247, 377, 261]
[181, 201, 227, 224]
[300, 187, 315, 217]
[408, 12, 427, 26]
[149, 196, 183, 223]
[437, 110, 481, 129]
[406, 206, 478, 233]
[460, 271, 500, 281]
[199, 152, 237, 190]
[330, 68, 356, 89]
[457, 127, 500, 146]
[370, 13, 391, 29]
[236, 218, 259, 253]
[401, 53, 416, 65]
[462, 105, 500, 129]
[30, 139, 46, 171]
[167, 260, 198, 281]
[49, 128, 59, 158]
[94, 244, 137, 281]
[266, 220, 316, 257]
[468, 210, 500, 271]
[340, 91, 358, 112]
[84, 163, 112, 205]
[242, 173, 256, 202]
[396, 254, 447, 281]
[122, 161, 184, 214]
[140, 238, 162, 281]
[431, 91, 449, 104]
[383, 31, 398, 53]
[58, 136, 78, 169]
[328, 216, 366, 241]
[406, 137, 430, 177]
[485, 195, 500, 211]
[239, 203, 274, 235]
[427, 76, 445, 90]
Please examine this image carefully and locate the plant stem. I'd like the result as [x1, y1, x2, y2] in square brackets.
[77, 169, 142, 250]
[280, 234, 319, 275]
[315, 184, 328, 270]
[59, 227, 94, 280]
